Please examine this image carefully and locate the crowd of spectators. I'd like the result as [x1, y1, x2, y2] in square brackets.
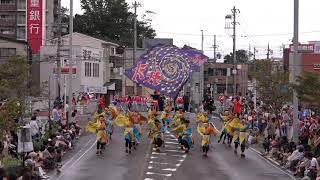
[0, 97, 84, 180]
[223, 92, 320, 180]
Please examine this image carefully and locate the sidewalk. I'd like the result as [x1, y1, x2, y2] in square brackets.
[46, 102, 97, 179]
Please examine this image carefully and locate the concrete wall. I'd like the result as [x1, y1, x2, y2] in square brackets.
[39, 32, 121, 98]
[0, 39, 28, 61]
[39, 45, 104, 98]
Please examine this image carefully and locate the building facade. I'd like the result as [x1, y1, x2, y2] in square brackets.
[39, 33, 118, 99]
[203, 63, 248, 98]
[0, 0, 55, 41]
[0, 35, 29, 62]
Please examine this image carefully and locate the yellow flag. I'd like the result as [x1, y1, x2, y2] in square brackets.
[114, 114, 129, 127]
[86, 121, 98, 133]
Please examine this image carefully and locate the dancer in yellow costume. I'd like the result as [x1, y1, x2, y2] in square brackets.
[96, 115, 107, 155]
[227, 116, 249, 158]
[218, 111, 232, 144]
[197, 113, 219, 156]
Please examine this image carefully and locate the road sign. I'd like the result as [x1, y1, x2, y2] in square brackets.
[53, 66, 77, 79]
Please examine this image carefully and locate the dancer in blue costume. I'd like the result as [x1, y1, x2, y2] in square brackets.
[132, 112, 142, 149]
[105, 112, 113, 142]
[181, 119, 193, 153]
[153, 119, 166, 152]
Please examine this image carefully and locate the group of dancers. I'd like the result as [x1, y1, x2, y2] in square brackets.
[218, 110, 251, 158]
[86, 97, 251, 158]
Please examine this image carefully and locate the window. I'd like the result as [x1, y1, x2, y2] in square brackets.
[17, 27, 25, 40]
[93, 63, 99, 77]
[214, 68, 227, 76]
[17, 13, 26, 24]
[0, 48, 16, 58]
[85, 62, 92, 77]
[207, 68, 214, 76]
[0, 14, 14, 20]
[0, 0, 15, 4]
[110, 47, 116, 55]
[17, 0, 26, 9]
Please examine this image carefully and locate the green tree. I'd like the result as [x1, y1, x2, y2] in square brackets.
[74, 0, 156, 47]
[252, 60, 291, 116]
[293, 72, 320, 113]
[0, 98, 25, 141]
[224, 49, 248, 64]
[0, 56, 30, 100]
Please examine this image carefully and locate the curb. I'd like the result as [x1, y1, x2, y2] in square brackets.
[249, 147, 298, 180]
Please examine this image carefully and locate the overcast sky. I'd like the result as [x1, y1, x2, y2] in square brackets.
[62, 0, 320, 59]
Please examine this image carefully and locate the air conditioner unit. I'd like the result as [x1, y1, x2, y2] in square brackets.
[109, 63, 114, 68]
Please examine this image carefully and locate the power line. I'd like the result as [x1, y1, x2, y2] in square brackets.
[157, 30, 320, 38]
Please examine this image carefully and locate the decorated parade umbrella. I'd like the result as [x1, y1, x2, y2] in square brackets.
[125, 45, 208, 98]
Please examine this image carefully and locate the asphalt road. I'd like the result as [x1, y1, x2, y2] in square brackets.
[52, 112, 294, 180]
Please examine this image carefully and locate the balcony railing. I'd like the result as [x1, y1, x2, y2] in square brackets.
[0, 4, 16, 11]
[0, 19, 15, 26]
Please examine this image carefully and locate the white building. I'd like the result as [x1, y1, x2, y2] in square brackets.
[39, 32, 119, 98]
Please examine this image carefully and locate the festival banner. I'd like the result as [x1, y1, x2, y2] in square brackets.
[125, 45, 208, 98]
[26, 0, 43, 54]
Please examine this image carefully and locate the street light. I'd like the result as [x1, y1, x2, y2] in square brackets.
[225, 6, 240, 97]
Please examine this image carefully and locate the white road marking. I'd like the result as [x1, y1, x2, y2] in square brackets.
[149, 161, 181, 167]
[152, 152, 167, 155]
[56, 140, 97, 180]
[146, 172, 172, 177]
[172, 154, 187, 158]
[165, 141, 179, 145]
[164, 149, 184, 153]
[145, 132, 187, 179]
[162, 168, 177, 172]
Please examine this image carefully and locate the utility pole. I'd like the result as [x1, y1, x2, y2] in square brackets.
[48, 74, 52, 135]
[67, 0, 73, 129]
[213, 35, 218, 62]
[56, 0, 62, 99]
[292, 0, 299, 143]
[253, 47, 257, 111]
[267, 43, 271, 60]
[248, 44, 251, 61]
[231, 6, 240, 97]
[133, 1, 140, 95]
[200, 30, 204, 104]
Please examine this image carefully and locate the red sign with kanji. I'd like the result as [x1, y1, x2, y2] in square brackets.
[26, 0, 43, 54]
